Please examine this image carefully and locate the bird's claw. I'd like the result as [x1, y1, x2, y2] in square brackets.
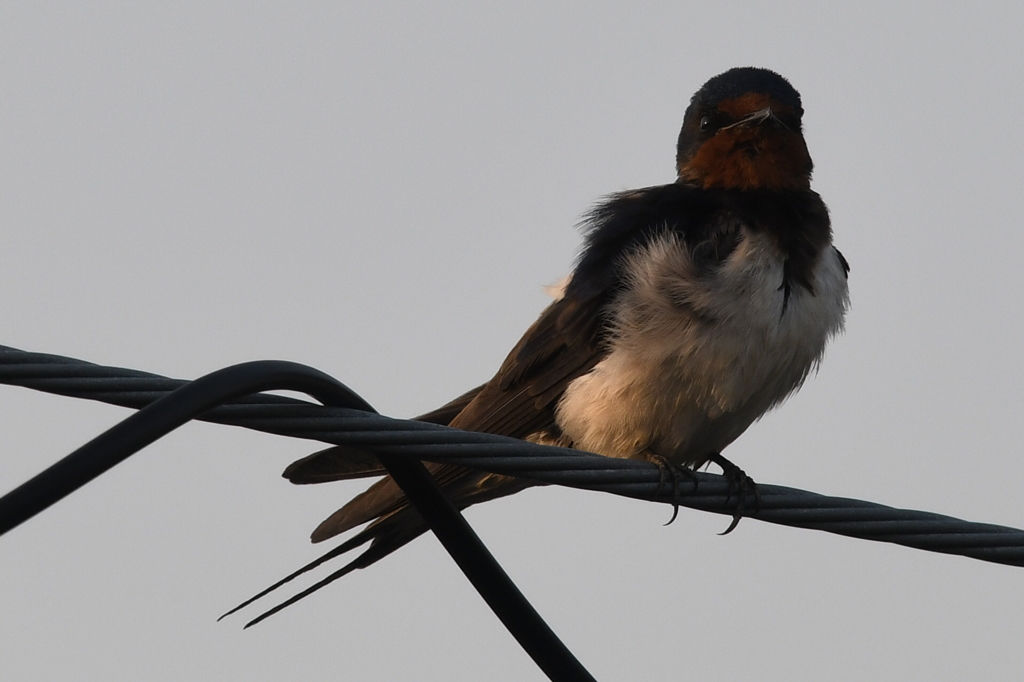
[642, 452, 698, 525]
[706, 453, 759, 534]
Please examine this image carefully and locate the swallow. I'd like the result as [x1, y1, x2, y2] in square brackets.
[226, 66, 850, 624]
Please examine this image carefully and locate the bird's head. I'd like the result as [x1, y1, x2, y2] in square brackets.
[676, 67, 812, 191]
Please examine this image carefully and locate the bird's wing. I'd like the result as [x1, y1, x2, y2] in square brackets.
[297, 287, 610, 542]
[448, 290, 608, 436]
[415, 383, 487, 424]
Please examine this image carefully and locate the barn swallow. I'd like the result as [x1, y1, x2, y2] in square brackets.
[226, 67, 850, 624]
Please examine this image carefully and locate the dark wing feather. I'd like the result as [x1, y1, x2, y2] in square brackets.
[447, 293, 606, 436]
[415, 383, 486, 425]
[284, 445, 387, 483]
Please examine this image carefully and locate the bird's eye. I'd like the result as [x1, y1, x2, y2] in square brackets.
[699, 115, 711, 131]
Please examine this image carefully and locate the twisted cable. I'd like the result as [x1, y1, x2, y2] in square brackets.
[2, 344, 1023, 567]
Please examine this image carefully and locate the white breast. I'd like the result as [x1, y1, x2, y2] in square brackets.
[554, 228, 849, 465]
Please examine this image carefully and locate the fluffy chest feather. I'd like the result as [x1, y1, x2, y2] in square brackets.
[554, 228, 848, 464]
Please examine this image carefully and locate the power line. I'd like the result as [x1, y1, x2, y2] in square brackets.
[2, 344, 1024, 681]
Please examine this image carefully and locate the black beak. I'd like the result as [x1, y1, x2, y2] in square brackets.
[723, 107, 789, 131]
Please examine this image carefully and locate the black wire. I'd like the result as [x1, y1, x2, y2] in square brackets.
[0, 361, 366, 536]
[0, 355, 596, 682]
[375, 452, 596, 682]
[4, 345, 1024, 568]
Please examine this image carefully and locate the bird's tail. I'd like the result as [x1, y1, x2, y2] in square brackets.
[220, 442, 530, 627]
[218, 502, 428, 627]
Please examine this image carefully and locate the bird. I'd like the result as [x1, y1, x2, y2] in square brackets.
[226, 66, 850, 625]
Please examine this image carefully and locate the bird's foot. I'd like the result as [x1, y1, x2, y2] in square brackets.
[706, 453, 759, 535]
[641, 452, 698, 526]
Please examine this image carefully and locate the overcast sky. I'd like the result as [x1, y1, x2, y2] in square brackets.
[2, 3, 1024, 681]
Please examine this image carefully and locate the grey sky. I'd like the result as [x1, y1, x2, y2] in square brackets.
[2, 3, 1023, 680]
